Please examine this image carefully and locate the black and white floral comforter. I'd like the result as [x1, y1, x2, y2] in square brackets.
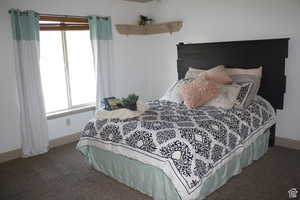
[77, 96, 275, 200]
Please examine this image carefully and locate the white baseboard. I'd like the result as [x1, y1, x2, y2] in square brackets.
[49, 132, 80, 149]
[275, 137, 300, 150]
[0, 132, 80, 164]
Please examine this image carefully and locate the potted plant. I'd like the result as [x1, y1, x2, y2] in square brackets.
[121, 94, 139, 111]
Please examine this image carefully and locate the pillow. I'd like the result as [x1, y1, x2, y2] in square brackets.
[226, 66, 262, 77]
[234, 82, 254, 108]
[205, 84, 241, 109]
[180, 75, 220, 108]
[203, 65, 233, 84]
[185, 68, 206, 79]
[226, 66, 262, 107]
[160, 79, 193, 103]
[185, 65, 232, 84]
[230, 74, 260, 107]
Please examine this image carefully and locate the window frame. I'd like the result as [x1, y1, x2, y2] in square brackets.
[39, 16, 95, 118]
[39, 16, 89, 31]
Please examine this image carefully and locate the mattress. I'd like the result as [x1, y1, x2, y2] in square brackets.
[77, 96, 275, 200]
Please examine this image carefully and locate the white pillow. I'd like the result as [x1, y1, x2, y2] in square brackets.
[160, 79, 193, 103]
[205, 84, 241, 109]
[184, 65, 225, 79]
[226, 66, 262, 107]
[234, 82, 254, 108]
[185, 68, 206, 79]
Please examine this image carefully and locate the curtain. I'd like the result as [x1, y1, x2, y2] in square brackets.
[9, 9, 49, 157]
[88, 16, 114, 109]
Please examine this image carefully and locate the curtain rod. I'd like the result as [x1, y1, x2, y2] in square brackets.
[39, 13, 109, 20]
[8, 10, 109, 20]
[39, 13, 88, 19]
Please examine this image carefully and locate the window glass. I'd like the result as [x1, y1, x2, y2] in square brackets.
[66, 31, 95, 106]
[40, 31, 69, 113]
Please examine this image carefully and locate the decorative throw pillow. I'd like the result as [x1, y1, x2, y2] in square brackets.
[160, 79, 193, 103]
[230, 74, 260, 107]
[180, 75, 220, 108]
[234, 82, 254, 108]
[205, 84, 241, 109]
[185, 65, 232, 84]
[226, 66, 262, 107]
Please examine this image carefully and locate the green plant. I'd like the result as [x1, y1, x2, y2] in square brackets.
[121, 94, 139, 111]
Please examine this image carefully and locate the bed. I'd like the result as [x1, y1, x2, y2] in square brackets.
[77, 38, 289, 200]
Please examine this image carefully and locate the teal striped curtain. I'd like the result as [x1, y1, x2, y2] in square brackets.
[89, 16, 114, 109]
[9, 9, 49, 157]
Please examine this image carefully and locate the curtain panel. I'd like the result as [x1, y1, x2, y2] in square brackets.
[88, 16, 114, 109]
[9, 9, 49, 157]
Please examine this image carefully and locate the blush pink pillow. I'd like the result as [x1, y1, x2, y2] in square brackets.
[202, 65, 233, 84]
[180, 75, 220, 108]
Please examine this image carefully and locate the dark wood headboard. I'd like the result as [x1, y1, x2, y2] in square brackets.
[177, 38, 289, 146]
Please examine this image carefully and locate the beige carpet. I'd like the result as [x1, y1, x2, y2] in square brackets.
[0, 142, 299, 200]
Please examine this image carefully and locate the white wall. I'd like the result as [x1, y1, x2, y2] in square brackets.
[0, 0, 21, 153]
[0, 0, 152, 153]
[145, 0, 300, 141]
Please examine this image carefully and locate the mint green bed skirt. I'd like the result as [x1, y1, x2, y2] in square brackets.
[77, 130, 270, 200]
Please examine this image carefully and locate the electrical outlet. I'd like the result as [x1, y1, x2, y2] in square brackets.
[66, 118, 71, 126]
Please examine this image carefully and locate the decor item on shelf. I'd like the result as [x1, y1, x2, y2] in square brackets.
[139, 15, 154, 25]
[116, 21, 183, 35]
[121, 94, 139, 111]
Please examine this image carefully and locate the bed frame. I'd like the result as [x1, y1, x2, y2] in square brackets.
[177, 38, 289, 146]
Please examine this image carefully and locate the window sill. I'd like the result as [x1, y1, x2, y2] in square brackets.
[47, 105, 96, 120]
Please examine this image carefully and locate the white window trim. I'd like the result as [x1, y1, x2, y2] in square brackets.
[61, 30, 73, 108]
[41, 29, 96, 117]
[47, 104, 96, 120]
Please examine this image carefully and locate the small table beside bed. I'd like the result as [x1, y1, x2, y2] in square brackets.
[77, 38, 289, 200]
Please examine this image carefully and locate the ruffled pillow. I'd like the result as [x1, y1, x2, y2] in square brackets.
[180, 75, 220, 108]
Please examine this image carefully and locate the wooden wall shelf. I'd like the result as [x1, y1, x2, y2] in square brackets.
[116, 21, 183, 35]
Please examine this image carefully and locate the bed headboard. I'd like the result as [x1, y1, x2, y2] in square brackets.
[177, 38, 289, 111]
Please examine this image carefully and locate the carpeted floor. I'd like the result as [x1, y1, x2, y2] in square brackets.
[0, 143, 299, 200]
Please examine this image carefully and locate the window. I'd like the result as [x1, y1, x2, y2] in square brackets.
[39, 16, 95, 114]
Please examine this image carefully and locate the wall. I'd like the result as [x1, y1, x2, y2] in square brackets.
[145, 0, 300, 141]
[0, 0, 152, 153]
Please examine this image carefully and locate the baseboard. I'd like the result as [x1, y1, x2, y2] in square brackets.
[49, 132, 80, 149]
[0, 132, 80, 164]
[0, 149, 22, 164]
[275, 137, 300, 150]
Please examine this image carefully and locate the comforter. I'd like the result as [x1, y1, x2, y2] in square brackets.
[77, 96, 275, 200]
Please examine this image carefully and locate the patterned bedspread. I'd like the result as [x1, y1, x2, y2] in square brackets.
[77, 96, 275, 200]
